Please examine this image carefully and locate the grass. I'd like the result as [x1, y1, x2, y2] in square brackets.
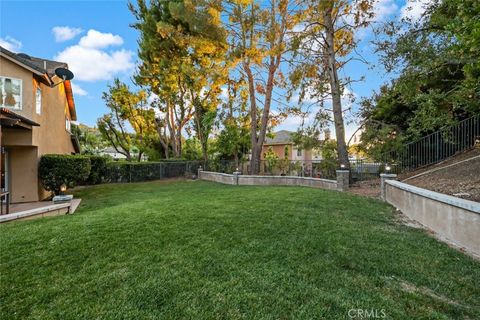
[1, 180, 479, 319]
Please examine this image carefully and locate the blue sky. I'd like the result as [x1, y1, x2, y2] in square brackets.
[0, 0, 428, 140]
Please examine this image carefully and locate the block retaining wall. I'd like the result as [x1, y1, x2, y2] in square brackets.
[198, 170, 338, 190]
[384, 180, 480, 256]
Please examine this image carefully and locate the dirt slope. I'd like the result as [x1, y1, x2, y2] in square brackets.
[401, 148, 480, 202]
[349, 148, 480, 202]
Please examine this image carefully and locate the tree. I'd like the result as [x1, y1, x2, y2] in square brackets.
[130, 0, 228, 160]
[225, 0, 301, 173]
[71, 123, 108, 154]
[214, 79, 251, 165]
[98, 79, 157, 161]
[290, 0, 375, 168]
[359, 0, 480, 158]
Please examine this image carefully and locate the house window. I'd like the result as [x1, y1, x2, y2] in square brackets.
[0, 77, 22, 110]
[297, 149, 302, 156]
[65, 116, 71, 132]
[36, 88, 41, 114]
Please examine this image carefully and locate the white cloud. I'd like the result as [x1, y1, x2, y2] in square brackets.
[54, 29, 134, 82]
[401, 0, 434, 22]
[71, 82, 88, 96]
[0, 36, 22, 52]
[373, 0, 399, 22]
[78, 29, 123, 49]
[52, 26, 83, 42]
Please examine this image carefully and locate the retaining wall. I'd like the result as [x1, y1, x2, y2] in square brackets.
[198, 171, 237, 185]
[385, 180, 480, 256]
[198, 170, 338, 190]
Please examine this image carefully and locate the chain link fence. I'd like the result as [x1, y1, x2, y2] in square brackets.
[102, 161, 204, 183]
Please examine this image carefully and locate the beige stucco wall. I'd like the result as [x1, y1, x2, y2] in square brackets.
[8, 147, 38, 202]
[33, 81, 74, 155]
[385, 180, 480, 256]
[0, 57, 34, 118]
[1, 56, 76, 203]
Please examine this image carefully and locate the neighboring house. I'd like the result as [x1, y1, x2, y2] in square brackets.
[99, 147, 148, 161]
[0, 46, 79, 203]
[99, 147, 128, 160]
[261, 130, 323, 162]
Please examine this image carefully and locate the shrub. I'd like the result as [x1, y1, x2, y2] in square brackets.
[39, 154, 91, 194]
[87, 156, 110, 184]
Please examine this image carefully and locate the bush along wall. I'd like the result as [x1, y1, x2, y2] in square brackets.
[87, 156, 109, 185]
[39, 154, 91, 195]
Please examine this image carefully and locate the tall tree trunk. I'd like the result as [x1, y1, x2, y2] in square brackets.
[155, 121, 170, 159]
[193, 103, 209, 162]
[175, 129, 182, 158]
[324, 8, 350, 169]
[245, 63, 259, 174]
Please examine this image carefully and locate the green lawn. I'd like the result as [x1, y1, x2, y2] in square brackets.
[1, 180, 479, 319]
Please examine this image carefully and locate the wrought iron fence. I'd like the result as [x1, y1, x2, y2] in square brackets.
[375, 115, 480, 173]
[204, 159, 338, 180]
[349, 159, 385, 182]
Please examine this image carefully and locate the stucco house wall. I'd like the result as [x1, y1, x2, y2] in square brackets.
[1, 54, 77, 203]
[261, 143, 292, 160]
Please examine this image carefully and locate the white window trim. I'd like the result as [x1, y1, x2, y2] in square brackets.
[65, 116, 71, 132]
[36, 87, 41, 114]
[0, 76, 23, 111]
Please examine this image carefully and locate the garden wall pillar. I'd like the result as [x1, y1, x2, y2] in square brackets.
[336, 170, 350, 191]
[380, 173, 397, 200]
[233, 170, 241, 185]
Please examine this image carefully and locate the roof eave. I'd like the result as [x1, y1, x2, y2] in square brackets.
[63, 80, 77, 121]
[1, 52, 53, 86]
[0, 107, 40, 127]
[0, 52, 44, 76]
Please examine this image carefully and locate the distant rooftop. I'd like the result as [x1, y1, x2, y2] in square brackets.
[264, 130, 294, 145]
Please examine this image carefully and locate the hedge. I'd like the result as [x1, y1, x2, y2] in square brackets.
[39, 154, 91, 194]
[86, 156, 109, 184]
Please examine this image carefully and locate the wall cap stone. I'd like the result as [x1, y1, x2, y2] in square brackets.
[386, 180, 480, 214]
[201, 171, 233, 177]
[0, 202, 71, 223]
[380, 173, 397, 178]
[200, 171, 337, 185]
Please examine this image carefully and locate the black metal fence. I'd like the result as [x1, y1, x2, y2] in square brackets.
[103, 161, 204, 183]
[349, 159, 385, 182]
[204, 159, 338, 180]
[97, 115, 479, 184]
[376, 115, 480, 173]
